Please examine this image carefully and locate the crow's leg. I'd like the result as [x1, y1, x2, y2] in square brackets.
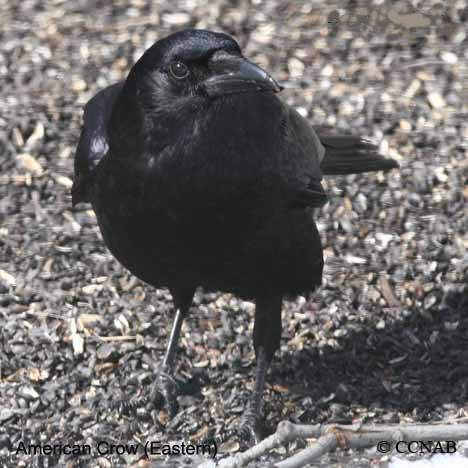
[148, 287, 194, 416]
[150, 289, 194, 417]
[115, 287, 194, 418]
[237, 293, 283, 446]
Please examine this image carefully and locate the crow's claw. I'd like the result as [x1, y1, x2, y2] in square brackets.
[149, 371, 180, 417]
[236, 411, 263, 448]
[212, 411, 263, 450]
[112, 371, 180, 418]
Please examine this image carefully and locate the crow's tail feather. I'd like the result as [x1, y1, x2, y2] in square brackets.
[318, 134, 399, 175]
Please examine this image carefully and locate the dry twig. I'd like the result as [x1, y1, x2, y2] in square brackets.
[214, 421, 468, 468]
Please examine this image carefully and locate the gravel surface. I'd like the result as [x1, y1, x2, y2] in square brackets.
[1, 0, 467, 467]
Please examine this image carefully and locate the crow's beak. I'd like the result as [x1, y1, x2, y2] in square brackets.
[201, 53, 283, 98]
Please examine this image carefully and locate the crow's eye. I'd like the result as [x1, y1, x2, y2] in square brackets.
[169, 61, 190, 80]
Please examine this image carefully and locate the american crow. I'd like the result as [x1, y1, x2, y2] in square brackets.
[72, 29, 398, 443]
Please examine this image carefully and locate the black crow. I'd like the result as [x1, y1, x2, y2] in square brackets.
[72, 29, 398, 443]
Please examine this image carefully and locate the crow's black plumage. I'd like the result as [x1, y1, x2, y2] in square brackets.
[72, 29, 398, 443]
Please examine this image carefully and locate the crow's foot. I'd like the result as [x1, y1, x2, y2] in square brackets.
[113, 371, 180, 418]
[236, 410, 263, 448]
[208, 410, 263, 450]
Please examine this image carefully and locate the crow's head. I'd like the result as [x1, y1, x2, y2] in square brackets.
[125, 29, 281, 108]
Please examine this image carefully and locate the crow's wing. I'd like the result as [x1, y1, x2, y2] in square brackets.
[316, 131, 399, 175]
[280, 107, 398, 208]
[281, 104, 328, 208]
[72, 82, 124, 205]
